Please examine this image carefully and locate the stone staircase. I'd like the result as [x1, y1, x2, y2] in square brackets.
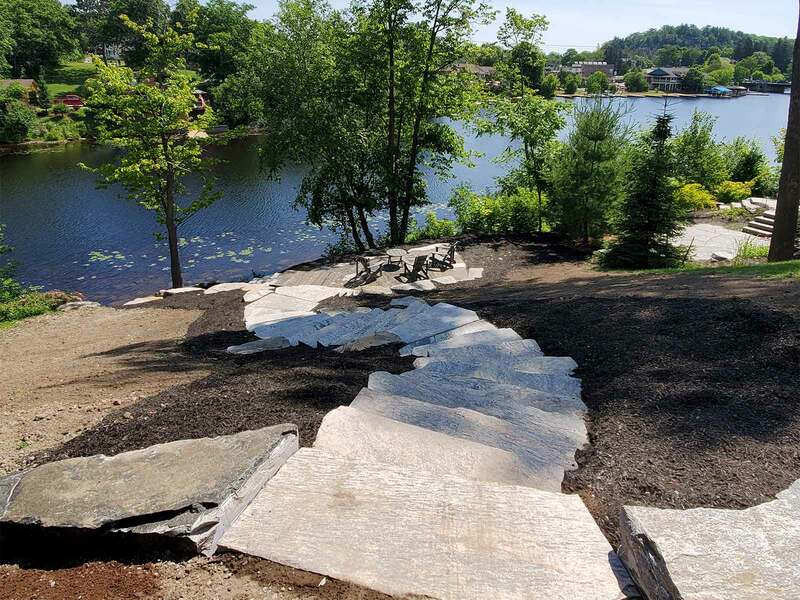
[743, 209, 776, 238]
[220, 296, 638, 599]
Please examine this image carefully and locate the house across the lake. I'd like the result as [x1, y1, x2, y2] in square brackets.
[0, 79, 39, 104]
[563, 61, 615, 79]
[645, 67, 689, 92]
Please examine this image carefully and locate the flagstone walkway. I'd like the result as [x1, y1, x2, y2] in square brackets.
[220, 292, 637, 599]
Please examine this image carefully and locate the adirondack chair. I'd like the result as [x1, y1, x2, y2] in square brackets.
[430, 242, 458, 270]
[402, 254, 430, 280]
[354, 256, 384, 282]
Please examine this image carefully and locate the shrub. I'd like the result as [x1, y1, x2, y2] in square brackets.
[586, 71, 609, 94]
[675, 183, 717, 211]
[450, 186, 541, 235]
[602, 113, 689, 269]
[563, 75, 579, 95]
[623, 69, 649, 93]
[547, 98, 629, 244]
[405, 212, 458, 243]
[539, 74, 558, 99]
[716, 180, 753, 203]
[673, 111, 728, 191]
[734, 238, 770, 265]
[0, 292, 59, 323]
[52, 102, 70, 116]
[0, 99, 37, 143]
[718, 207, 752, 221]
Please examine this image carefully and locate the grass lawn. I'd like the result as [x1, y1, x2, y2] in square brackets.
[646, 258, 800, 279]
[46, 60, 98, 98]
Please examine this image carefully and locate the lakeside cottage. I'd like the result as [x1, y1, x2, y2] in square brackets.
[0, 79, 39, 104]
[645, 67, 690, 91]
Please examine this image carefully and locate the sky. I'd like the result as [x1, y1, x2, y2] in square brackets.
[245, 0, 798, 51]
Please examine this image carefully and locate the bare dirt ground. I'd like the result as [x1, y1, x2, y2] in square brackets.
[0, 306, 211, 474]
[0, 297, 398, 600]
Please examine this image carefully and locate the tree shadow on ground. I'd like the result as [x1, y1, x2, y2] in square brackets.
[36, 344, 415, 464]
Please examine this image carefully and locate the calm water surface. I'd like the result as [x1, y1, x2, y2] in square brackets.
[0, 94, 790, 303]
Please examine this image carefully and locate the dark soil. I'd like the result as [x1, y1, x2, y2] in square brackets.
[430, 266, 800, 546]
[0, 562, 160, 600]
[38, 342, 413, 461]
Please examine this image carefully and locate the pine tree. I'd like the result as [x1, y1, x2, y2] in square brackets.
[602, 112, 689, 268]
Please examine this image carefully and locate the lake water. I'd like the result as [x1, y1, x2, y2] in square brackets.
[0, 94, 790, 303]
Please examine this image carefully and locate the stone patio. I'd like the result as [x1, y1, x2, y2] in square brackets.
[675, 223, 769, 262]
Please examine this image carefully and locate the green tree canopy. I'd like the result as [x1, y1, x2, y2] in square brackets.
[603, 112, 689, 268]
[672, 111, 728, 191]
[547, 98, 630, 244]
[82, 14, 220, 288]
[623, 68, 648, 92]
[2, 0, 77, 77]
[585, 70, 609, 94]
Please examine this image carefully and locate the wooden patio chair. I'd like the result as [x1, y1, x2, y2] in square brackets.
[429, 241, 459, 270]
[354, 256, 385, 283]
[402, 254, 429, 280]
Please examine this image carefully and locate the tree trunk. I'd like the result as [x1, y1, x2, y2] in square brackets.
[346, 208, 365, 251]
[386, 3, 400, 244]
[398, 0, 442, 242]
[162, 142, 183, 288]
[769, 7, 800, 262]
[357, 206, 376, 248]
[536, 186, 543, 233]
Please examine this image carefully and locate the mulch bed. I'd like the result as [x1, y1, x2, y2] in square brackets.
[433, 277, 800, 546]
[39, 342, 413, 461]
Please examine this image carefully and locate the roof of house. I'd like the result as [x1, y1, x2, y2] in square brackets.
[648, 67, 690, 77]
[0, 79, 37, 88]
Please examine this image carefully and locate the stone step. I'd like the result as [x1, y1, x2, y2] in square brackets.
[313, 406, 539, 487]
[412, 362, 582, 399]
[350, 390, 586, 491]
[219, 448, 635, 600]
[414, 354, 577, 375]
[412, 340, 551, 366]
[0, 425, 299, 556]
[764, 209, 776, 219]
[753, 215, 775, 226]
[398, 320, 499, 355]
[251, 313, 333, 344]
[742, 226, 772, 238]
[386, 302, 480, 343]
[406, 328, 524, 357]
[619, 478, 800, 599]
[745, 221, 774, 234]
[315, 309, 387, 347]
[273, 285, 350, 303]
[368, 370, 586, 417]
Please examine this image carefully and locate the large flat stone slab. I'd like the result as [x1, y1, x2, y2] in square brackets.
[0, 425, 298, 555]
[413, 361, 583, 398]
[387, 302, 480, 343]
[414, 346, 567, 373]
[408, 328, 525, 357]
[368, 370, 586, 416]
[245, 308, 317, 332]
[220, 448, 634, 600]
[251, 313, 333, 345]
[313, 407, 538, 487]
[398, 320, 499, 355]
[273, 285, 349, 303]
[351, 390, 586, 491]
[619, 479, 800, 600]
[204, 282, 271, 295]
